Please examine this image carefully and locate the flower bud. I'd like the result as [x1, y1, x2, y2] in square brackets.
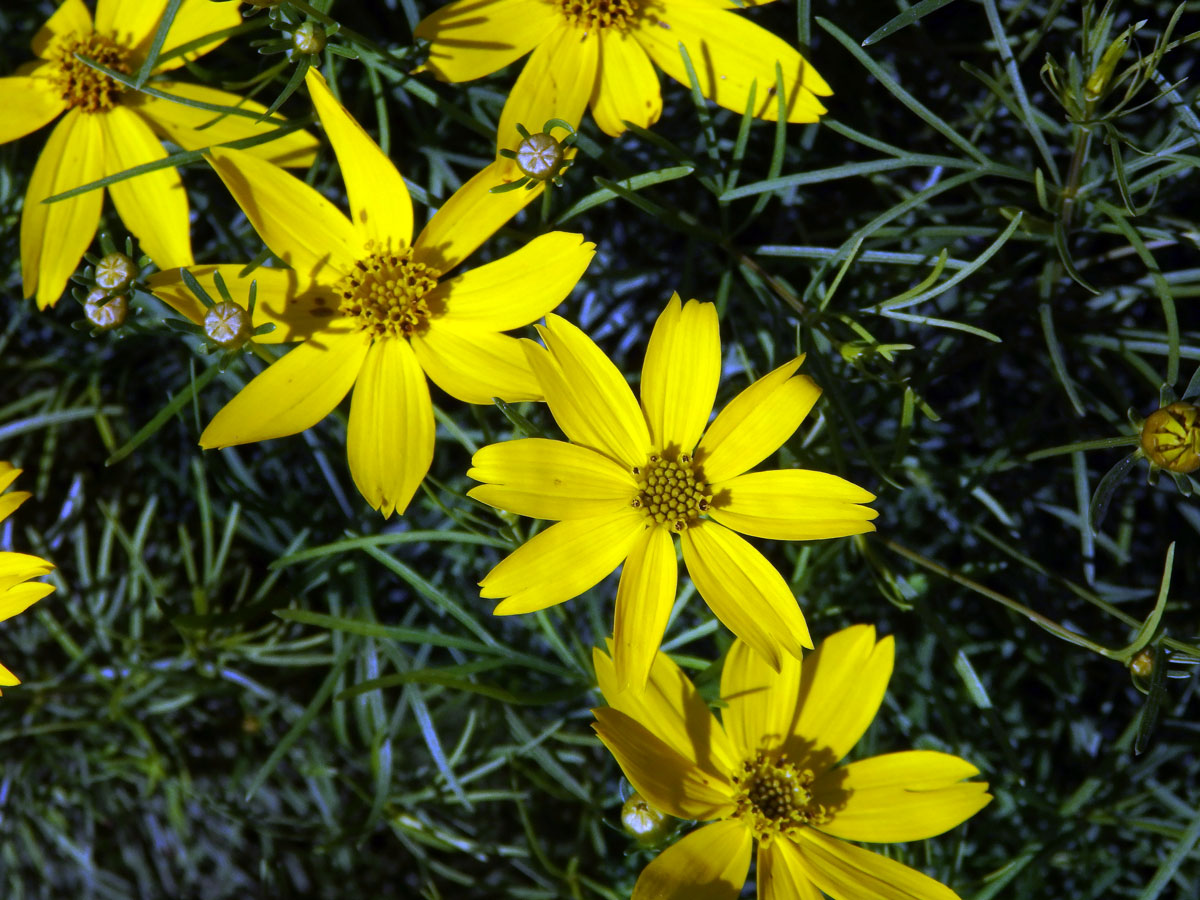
[84, 288, 128, 331]
[204, 301, 254, 349]
[515, 132, 565, 182]
[94, 252, 136, 292]
[292, 22, 326, 56]
[621, 792, 673, 847]
[1085, 29, 1131, 102]
[1140, 401, 1200, 473]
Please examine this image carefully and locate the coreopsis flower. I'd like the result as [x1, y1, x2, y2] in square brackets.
[1140, 401, 1200, 474]
[414, 0, 831, 149]
[148, 68, 595, 517]
[5, 0, 318, 308]
[0, 463, 56, 692]
[592, 627, 992, 900]
[468, 296, 877, 689]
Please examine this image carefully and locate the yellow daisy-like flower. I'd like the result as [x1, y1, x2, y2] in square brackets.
[468, 295, 877, 688]
[5, 0, 318, 309]
[1140, 401, 1200, 474]
[593, 627, 992, 900]
[0, 463, 56, 693]
[148, 68, 596, 518]
[414, 0, 832, 147]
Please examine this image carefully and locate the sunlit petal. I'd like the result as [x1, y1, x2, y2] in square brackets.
[709, 469, 877, 540]
[497, 23, 598, 153]
[33, 0, 92, 58]
[416, 0, 559, 82]
[612, 525, 678, 691]
[631, 819, 751, 900]
[96, 0, 166, 51]
[414, 321, 541, 403]
[143, 0, 242, 71]
[720, 636, 801, 760]
[0, 76, 67, 144]
[641, 294, 720, 454]
[793, 829, 962, 900]
[758, 840, 823, 900]
[591, 28, 661, 136]
[0, 581, 56, 624]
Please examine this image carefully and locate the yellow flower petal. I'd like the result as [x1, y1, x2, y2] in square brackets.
[758, 840, 824, 900]
[98, 104, 193, 267]
[680, 520, 811, 669]
[784, 626, 894, 770]
[633, 4, 830, 122]
[813, 751, 990, 843]
[20, 109, 105, 308]
[415, 0, 560, 82]
[413, 159, 542, 273]
[640, 294, 719, 454]
[0, 659, 19, 687]
[612, 524, 678, 691]
[593, 643, 740, 780]
[0, 462, 20, 493]
[497, 22, 598, 153]
[306, 69, 412, 249]
[708, 469, 878, 540]
[467, 438, 637, 520]
[413, 322, 541, 403]
[143, 0, 241, 72]
[0, 581, 55, 623]
[0, 489, 30, 523]
[347, 337, 433, 518]
[207, 146, 359, 281]
[0, 76, 67, 144]
[793, 828, 962, 900]
[0, 553, 55, 594]
[631, 819, 751, 900]
[481, 509, 644, 614]
[95, 0, 165, 51]
[697, 357, 820, 484]
[591, 28, 662, 136]
[200, 323, 368, 448]
[434, 231, 595, 332]
[33, 0, 92, 58]
[593, 708, 738, 821]
[720, 635, 801, 759]
[133, 82, 318, 167]
[146, 265, 336, 343]
[534, 315, 652, 468]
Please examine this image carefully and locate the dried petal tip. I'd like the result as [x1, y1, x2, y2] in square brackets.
[95, 252, 136, 292]
[84, 289, 128, 332]
[1140, 401, 1200, 473]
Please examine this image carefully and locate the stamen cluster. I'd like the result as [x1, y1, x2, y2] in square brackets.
[555, 0, 639, 31]
[51, 34, 132, 113]
[731, 751, 830, 840]
[335, 247, 440, 339]
[631, 450, 711, 532]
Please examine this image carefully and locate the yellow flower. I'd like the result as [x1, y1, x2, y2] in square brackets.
[5, 0, 318, 309]
[468, 295, 877, 689]
[148, 68, 596, 518]
[592, 627, 992, 900]
[1140, 401, 1200, 474]
[0, 463, 56, 693]
[414, 0, 831, 147]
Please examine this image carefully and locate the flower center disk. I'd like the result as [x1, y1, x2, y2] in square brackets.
[733, 752, 829, 840]
[631, 450, 711, 533]
[52, 34, 132, 113]
[555, 0, 639, 31]
[335, 248, 440, 339]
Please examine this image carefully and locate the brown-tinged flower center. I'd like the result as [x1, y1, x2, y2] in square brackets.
[1140, 401, 1200, 474]
[732, 751, 829, 840]
[555, 0, 639, 31]
[50, 33, 132, 113]
[631, 449, 711, 533]
[334, 247, 440, 339]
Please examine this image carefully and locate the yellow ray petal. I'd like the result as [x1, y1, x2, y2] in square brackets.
[347, 337, 433, 518]
[784, 626, 894, 771]
[794, 829, 962, 900]
[413, 159, 542, 274]
[612, 524, 678, 691]
[98, 104, 192, 267]
[534, 315, 651, 468]
[708, 469, 877, 541]
[95, 0, 166, 51]
[481, 509, 644, 614]
[413, 321, 541, 404]
[640, 295, 720, 454]
[467, 438, 637, 520]
[591, 28, 662, 136]
[633, 4, 831, 122]
[146, 265, 336, 343]
[33, 0, 92, 58]
[497, 22, 598, 153]
[631, 819, 751, 900]
[697, 357, 820, 484]
[0, 659, 20, 687]
[415, 0, 560, 82]
[131, 81, 317, 167]
[594, 643, 740, 780]
[0, 581, 56, 623]
[0, 490, 31, 523]
[306, 69, 412, 249]
[0, 553, 55, 593]
[0, 462, 19, 491]
[680, 520, 811, 670]
[813, 751, 990, 843]
[758, 840, 824, 900]
[143, 0, 242, 71]
[200, 323, 368, 448]
[594, 708, 738, 822]
[207, 147, 359, 282]
[434, 231, 594, 332]
[0, 76, 67, 144]
[20, 109, 104, 308]
[720, 636, 800, 760]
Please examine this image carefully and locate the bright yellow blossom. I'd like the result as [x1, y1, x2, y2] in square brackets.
[414, 0, 831, 149]
[148, 69, 595, 518]
[593, 627, 991, 900]
[0, 463, 56, 692]
[468, 296, 877, 689]
[5, 0, 317, 308]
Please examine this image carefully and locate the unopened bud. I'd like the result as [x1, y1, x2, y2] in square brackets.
[1140, 401, 1200, 474]
[84, 288, 128, 331]
[621, 792, 673, 847]
[292, 22, 326, 56]
[95, 252, 136, 292]
[204, 301, 253, 349]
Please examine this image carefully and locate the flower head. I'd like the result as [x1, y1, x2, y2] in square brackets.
[592, 627, 992, 900]
[0, 463, 56, 692]
[468, 295, 877, 689]
[415, 0, 831, 150]
[7, 0, 318, 308]
[1140, 401, 1200, 474]
[148, 68, 595, 518]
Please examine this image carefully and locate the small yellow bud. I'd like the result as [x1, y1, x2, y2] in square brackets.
[291, 22, 326, 56]
[1140, 401, 1200, 474]
[84, 288, 128, 331]
[1085, 30, 1131, 102]
[204, 301, 254, 349]
[621, 792, 673, 847]
[94, 252, 136, 292]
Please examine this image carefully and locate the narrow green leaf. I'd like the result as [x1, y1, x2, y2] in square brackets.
[863, 0, 960, 46]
